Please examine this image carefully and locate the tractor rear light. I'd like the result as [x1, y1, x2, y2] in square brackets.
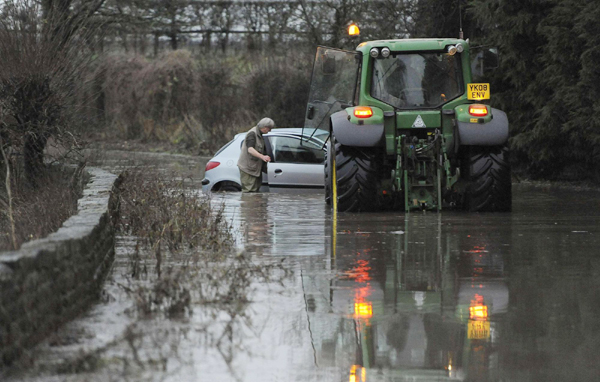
[354, 106, 373, 118]
[468, 104, 488, 117]
[381, 47, 391, 58]
[447, 45, 457, 55]
[369, 48, 379, 58]
[205, 161, 220, 171]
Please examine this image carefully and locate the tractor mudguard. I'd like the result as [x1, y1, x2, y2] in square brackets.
[330, 110, 385, 147]
[457, 108, 509, 146]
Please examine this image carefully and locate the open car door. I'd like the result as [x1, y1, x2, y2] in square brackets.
[266, 134, 326, 188]
[303, 47, 361, 138]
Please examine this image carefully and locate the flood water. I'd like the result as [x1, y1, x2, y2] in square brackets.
[216, 185, 600, 382]
[6, 182, 600, 382]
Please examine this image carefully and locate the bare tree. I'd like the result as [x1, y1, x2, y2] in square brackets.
[0, 0, 100, 184]
[42, 0, 107, 45]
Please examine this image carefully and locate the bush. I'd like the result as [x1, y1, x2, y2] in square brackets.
[247, 57, 311, 128]
[93, 54, 149, 139]
[116, 168, 290, 322]
[91, 51, 313, 153]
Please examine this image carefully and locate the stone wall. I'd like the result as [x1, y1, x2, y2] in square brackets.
[0, 167, 121, 366]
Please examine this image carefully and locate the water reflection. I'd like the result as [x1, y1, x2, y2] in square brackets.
[302, 213, 512, 381]
[223, 192, 327, 256]
[206, 187, 600, 382]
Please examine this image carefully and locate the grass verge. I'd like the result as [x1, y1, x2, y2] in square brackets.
[0, 165, 83, 251]
[88, 169, 289, 376]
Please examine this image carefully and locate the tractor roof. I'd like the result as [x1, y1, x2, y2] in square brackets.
[356, 38, 468, 53]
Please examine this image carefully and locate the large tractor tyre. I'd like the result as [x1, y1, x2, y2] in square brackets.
[462, 146, 512, 212]
[333, 136, 382, 212]
[324, 141, 333, 205]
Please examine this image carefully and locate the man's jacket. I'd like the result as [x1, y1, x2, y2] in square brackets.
[237, 125, 266, 177]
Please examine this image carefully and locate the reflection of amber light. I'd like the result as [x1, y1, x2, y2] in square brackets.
[356, 286, 371, 300]
[469, 304, 488, 320]
[349, 364, 366, 382]
[469, 294, 488, 320]
[354, 302, 373, 318]
[446, 353, 453, 372]
[350, 364, 357, 382]
[348, 259, 371, 283]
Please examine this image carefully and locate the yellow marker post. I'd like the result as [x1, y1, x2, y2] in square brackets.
[332, 154, 338, 216]
[332, 155, 338, 258]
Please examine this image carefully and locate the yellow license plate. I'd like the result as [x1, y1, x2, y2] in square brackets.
[467, 83, 490, 100]
[468, 320, 490, 339]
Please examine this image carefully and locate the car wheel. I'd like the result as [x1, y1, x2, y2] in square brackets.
[216, 181, 242, 192]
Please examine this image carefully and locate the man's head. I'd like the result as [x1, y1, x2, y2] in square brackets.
[257, 117, 275, 134]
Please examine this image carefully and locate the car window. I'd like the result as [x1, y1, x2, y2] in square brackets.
[215, 138, 236, 156]
[269, 136, 324, 164]
[302, 129, 329, 144]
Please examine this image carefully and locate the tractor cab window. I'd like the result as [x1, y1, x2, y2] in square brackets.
[304, 47, 361, 132]
[371, 52, 463, 109]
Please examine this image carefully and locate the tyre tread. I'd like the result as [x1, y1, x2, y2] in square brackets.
[464, 146, 512, 212]
[334, 137, 381, 212]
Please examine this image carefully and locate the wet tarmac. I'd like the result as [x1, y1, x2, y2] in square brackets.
[6, 181, 600, 382]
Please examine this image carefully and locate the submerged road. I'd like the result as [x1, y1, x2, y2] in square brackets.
[6, 160, 600, 381]
[213, 185, 600, 381]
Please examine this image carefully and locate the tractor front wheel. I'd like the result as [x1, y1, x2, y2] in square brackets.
[462, 146, 512, 212]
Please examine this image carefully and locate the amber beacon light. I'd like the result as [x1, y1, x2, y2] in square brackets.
[348, 23, 360, 36]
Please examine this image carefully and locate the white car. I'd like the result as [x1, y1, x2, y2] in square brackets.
[201, 128, 329, 192]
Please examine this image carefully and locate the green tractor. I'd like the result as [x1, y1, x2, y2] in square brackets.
[304, 38, 511, 212]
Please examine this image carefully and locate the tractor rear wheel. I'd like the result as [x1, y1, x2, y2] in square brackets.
[333, 135, 382, 212]
[462, 146, 512, 212]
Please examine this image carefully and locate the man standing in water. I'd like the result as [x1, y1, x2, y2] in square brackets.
[237, 117, 274, 192]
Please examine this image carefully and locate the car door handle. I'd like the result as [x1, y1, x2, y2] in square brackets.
[274, 169, 282, 174]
